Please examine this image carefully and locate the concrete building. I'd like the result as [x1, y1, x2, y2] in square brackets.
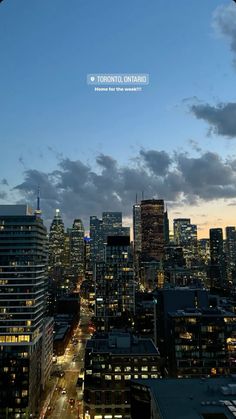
[0, 205, 51, 418]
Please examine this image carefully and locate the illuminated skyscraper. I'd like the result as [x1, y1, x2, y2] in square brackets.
[133, 203, 141, 256]
[95, 236, 135, 331]
[90, 216, 104, 266]
[48, 209, 65, 270]
[70, 219, 85, 279]
[225, 226, 236, 283]
[0, 205, 51, 418]
[140, 199, 165, 262]
[173, 218, 197, 265]
[209, 228, 226, 288]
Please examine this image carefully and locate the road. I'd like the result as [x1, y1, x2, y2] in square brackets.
[41, 309, 92, 419]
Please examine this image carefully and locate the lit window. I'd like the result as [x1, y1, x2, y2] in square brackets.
[124, 375, 131, 380]
[141, 366, 148, 371]
[114, 366, 121, 372]
[105, 375, 112, 380]
[141, 375, 148, 379]
[115, 375, 122, 380]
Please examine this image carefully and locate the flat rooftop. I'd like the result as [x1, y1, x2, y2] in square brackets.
[132, 377, 236, 419]
[0, 205, 32, 216]
[86, 334, 159, 356]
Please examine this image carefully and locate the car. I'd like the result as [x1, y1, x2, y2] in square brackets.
[61, 388, 67, 395]
[69, 398, 75, 405]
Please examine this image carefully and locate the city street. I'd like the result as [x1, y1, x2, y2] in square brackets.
[40, 309, 93, 419]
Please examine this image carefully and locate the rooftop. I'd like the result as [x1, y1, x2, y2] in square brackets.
[131, 377, 236, 419]
[86, 332, 159, 356]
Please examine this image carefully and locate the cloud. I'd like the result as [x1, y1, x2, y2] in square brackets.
[12, 148, 236, 227]
[0, 191, 7, 200]
[191, 102, 236, 138]
[1, 178, 8, 186]
[139, 149, 172, 176]
[213, 2, 236, 58]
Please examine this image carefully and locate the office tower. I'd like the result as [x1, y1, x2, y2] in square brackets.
[140, 199, 165, 262]
[90, 216, 104, 266]
[225, 227, 236, 283]
[70, 219, 85, 279]
[163, 208, 169, 244]
[133, 203, 141, 255]
[198, 239, 210, 264]
[173, 218, 197, 265]
[102, 211, 122, 237]
[95, 236, 135, 332]
[209, 228, 226, 288]
[173, 218, 191, 245]
[102, 212, 130, 242]
[48, 209, 65, 270]
[84, 236, 92, 279]
[0, 205, 50, 418]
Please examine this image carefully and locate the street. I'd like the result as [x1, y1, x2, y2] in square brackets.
[40, 309, 92, 419]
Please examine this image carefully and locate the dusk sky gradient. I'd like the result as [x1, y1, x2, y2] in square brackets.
[1, 0, 236, 236]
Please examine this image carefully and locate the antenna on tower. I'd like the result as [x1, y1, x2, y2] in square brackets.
[35, 185, 42, 217]
[136, 193, 138, 204]
[142, 191, 144, 201]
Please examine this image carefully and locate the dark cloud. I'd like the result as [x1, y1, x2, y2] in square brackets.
[191, 102, 236, 138]
[1, 178, 8, 186]
[213, 3, 236, 57]
[139, 149, 172, 176]
[0, 191, 7, 200]
[12, 149, 236, 227]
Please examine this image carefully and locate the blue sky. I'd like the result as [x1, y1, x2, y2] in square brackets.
[1, 0, 236, 235]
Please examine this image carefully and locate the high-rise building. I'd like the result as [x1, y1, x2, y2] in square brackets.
[209, 228, 226, 288]
[225, 226, 236, 283]
[140, 199, 165, 262]
[173, 218, 191, 245]
[95, 236, 135, 331]
[102, 212, 130, 243]
[133, 204, 141, 255]
[90, 216, 104, 267]
[48, 209, 65, 270]
[90, 213, 130, 268]
[0, 205, 50, 418]
[70, 218, 85, 279]
[173, 218, 197, 265]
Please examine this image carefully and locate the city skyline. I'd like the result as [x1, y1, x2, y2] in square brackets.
[1, 1, 236, 236]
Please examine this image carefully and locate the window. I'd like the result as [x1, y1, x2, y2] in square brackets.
[105, 375, 112, 380]
[115, 375, 122, 380]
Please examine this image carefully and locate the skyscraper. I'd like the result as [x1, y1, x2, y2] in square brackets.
[209, 228, 226, 288]
[95, 236, 135, 331]
[70, 218, 85, 279]
[0, 205, 49, 418]
[48, 209, 65, 271]
[225, 226, 236, 283]
[90, 216, 104, 266]
[140, 199, 165, 262]
[133, 203, 141, 256]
